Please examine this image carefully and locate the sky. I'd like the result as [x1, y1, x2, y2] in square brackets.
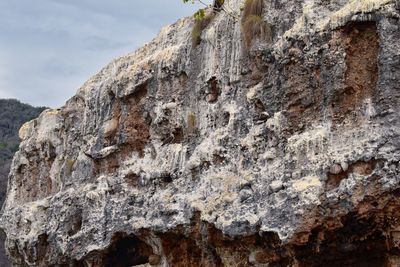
[0, 0, 212, 108]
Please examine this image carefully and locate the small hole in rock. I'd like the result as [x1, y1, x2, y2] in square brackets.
[125, 173, 139, 187]
[162, 173, 173, 183]
[68, 210, 83, 236]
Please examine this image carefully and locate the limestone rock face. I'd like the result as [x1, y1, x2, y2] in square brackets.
[2, 0, 400, 266]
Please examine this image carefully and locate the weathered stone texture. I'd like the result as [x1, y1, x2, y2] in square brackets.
[2, 0, 400, 266]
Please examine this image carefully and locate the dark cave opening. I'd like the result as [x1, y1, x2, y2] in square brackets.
[103, 233, 154, 267]
[293, 213, 390, 267]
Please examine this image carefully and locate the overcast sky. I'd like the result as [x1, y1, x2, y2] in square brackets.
[0, 0, 212, 108]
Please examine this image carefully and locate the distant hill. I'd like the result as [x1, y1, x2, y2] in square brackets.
[0, 99, 46, 266]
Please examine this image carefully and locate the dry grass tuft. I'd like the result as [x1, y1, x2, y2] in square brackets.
[242, 0, 264, 18]
[241, 0, 272, 48]
[187, 112, 196, 130]
[192, 12, 215, 46]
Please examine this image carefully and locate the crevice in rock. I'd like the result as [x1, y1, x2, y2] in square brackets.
[326, 159, 380, 190]
[67, 209, 83, 237]
[171, 127, 183, 144]
[205, 77, 220, 103]
[331, 21, 379, 124]
[120, 84, 150, 158]
[95, 83, 150, 175]
[131, 82, 148, 102]
[161, 173, 173, 184]
[124, 172, 139, 187]
[35, 233, 49, 266]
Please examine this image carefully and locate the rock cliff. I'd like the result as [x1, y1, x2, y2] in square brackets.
[2, 0, 400, 266]
[0, 99, 46, 267]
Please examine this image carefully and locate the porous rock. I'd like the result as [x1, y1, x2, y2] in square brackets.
[2, 0, 400, 266]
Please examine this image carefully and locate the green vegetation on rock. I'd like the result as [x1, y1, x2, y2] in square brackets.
[0, 99, 45, 266]
[0, 99, 46, 203]
[191, 11, 215, 46]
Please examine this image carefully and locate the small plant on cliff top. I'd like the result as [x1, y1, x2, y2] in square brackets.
[183, 0, 238, 20]
[191, 11, 215, 46]
[184, 0, 234, 46]
[241, 0, 272, 48]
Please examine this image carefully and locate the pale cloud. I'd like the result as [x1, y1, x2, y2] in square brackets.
[0, 53, 10, 99]
[0, 0, 212, 107]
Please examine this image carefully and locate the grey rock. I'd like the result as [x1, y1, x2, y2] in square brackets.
[270, 180, 284, 193]
[2, 0, 400, 266]
[329, 164, 343, 175]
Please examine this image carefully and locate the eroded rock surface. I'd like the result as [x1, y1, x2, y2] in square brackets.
[2, 0, 400, 266]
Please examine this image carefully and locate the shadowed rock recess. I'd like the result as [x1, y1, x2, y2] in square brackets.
[1, 0, 400, 266]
